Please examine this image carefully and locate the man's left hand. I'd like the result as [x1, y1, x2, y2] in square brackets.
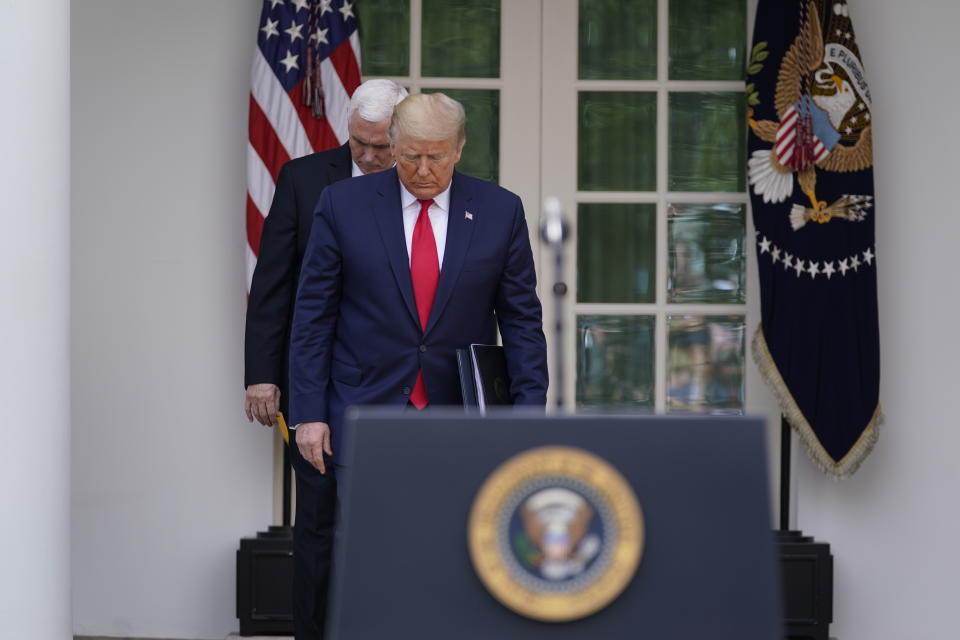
[245, 383, 280, 426]
[296, 422, 333, 473]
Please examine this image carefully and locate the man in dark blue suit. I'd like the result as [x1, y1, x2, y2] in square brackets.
[289, 92, 548, 474]
[244, 79, 408, 640]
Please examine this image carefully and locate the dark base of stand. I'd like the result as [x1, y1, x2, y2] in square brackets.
[237, 525, 294, 636]
[778, 530, 833, 640]
[235, 525, 830, 637]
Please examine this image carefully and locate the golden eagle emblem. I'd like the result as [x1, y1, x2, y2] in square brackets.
[518, 487, 601, 580]
[747, 0, 874, 231]
[467, 446, 643, 622]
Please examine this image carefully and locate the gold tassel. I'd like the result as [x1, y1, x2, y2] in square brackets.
[752, 325, 882, 478]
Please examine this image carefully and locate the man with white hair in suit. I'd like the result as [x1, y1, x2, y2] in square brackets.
[244, 78, 408, 640]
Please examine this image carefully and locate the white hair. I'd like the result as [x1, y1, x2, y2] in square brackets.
[389, 92, 466, 144]
[349, 79, 409, 123]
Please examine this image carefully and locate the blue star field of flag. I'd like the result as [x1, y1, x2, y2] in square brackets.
[257, 0, 357, 92]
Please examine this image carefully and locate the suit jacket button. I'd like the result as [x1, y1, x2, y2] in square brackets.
[419, 344, 427, 353]
[401, 386, 411, 395]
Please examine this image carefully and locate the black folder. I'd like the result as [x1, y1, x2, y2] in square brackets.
[455, 344, 513, 413]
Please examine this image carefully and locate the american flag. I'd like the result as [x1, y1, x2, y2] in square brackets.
[246, 0, 362, 286]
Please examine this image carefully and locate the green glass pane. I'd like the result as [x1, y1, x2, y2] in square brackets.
[578, 204, 656, 303]
[669, 0, 746, 80]
[579, 0, 657, 80]
[358, 0, 410, 76]
[668, 92, 745, 192]
[667, 203, 745, 303]
[577, 315, 655, 410]
[428, 89, 498, 183]
[579, 92, 656, 191]
[421, 0, 500, 78]
[667, 315, 744, 413]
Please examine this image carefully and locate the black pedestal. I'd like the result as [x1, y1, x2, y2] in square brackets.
[237, 525, 294, 636]
[778, 530, 833, 640]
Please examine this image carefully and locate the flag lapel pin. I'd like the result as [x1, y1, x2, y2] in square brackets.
[465, 211, 474, 221]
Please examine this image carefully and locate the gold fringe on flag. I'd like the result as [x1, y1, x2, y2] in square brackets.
[752, 325, 882, 478]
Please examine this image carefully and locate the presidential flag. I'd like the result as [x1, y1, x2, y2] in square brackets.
[747, 0, 881, 476]
[246, 0, 361, 286]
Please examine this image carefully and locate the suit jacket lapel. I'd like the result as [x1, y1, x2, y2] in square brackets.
[425, 172, 475, 336]
[372, 169, 420, 329]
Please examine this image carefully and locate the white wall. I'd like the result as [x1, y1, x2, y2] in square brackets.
[70, 2, 271, 638]
[0, 2, 72, 639]
[791, 1, 960, 639]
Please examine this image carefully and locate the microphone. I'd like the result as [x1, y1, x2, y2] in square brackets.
[540, 196, 568, 247]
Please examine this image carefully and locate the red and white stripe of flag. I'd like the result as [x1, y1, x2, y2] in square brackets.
[775, 103, 828, 170]
[245, 27, 361, 289]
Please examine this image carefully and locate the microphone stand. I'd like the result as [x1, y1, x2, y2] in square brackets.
[541, 197, 569, 411]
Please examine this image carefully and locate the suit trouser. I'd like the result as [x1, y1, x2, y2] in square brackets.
[289, 435, 338, 640]
[290, 403, 419, 637]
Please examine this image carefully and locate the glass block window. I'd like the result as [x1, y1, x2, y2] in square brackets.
[421, 0, 500, 78]
[578, 92, 657, 192]
[579, 0, 657, 80]
[574, 0, 748, 412]
[577, 315, 655, 410]
[667, 315, 745, 413]
[578, 203, 656, 303]
[668, 0, 746, 81]
[667, 203, 745, 304]
[359, 0, 410, 77]
[668, 92, 746, 192]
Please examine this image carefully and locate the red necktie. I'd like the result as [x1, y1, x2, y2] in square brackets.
[409, 198, 438, 409]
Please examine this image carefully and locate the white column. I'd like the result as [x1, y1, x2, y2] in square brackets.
[0, 2, 72, 639]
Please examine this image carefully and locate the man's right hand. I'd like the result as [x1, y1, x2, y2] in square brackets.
[296, 422, 333, 474]
[245, 383, 280, 427]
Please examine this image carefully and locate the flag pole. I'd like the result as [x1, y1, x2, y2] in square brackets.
[779, 415, 791, 531]
[283, 445, 292, 527]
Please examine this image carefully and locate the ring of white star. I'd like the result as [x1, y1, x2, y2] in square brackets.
[756, 234, 875, 279]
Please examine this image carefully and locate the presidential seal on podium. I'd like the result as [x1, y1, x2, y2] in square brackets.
[467, 446, 644, 622]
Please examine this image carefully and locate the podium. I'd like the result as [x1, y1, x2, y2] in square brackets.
[327, 410, 784, 639]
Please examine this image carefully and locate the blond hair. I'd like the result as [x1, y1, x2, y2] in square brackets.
[389, 93, 466, 145]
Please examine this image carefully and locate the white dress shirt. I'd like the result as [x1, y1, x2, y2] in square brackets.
[399, 180, 450, 269]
